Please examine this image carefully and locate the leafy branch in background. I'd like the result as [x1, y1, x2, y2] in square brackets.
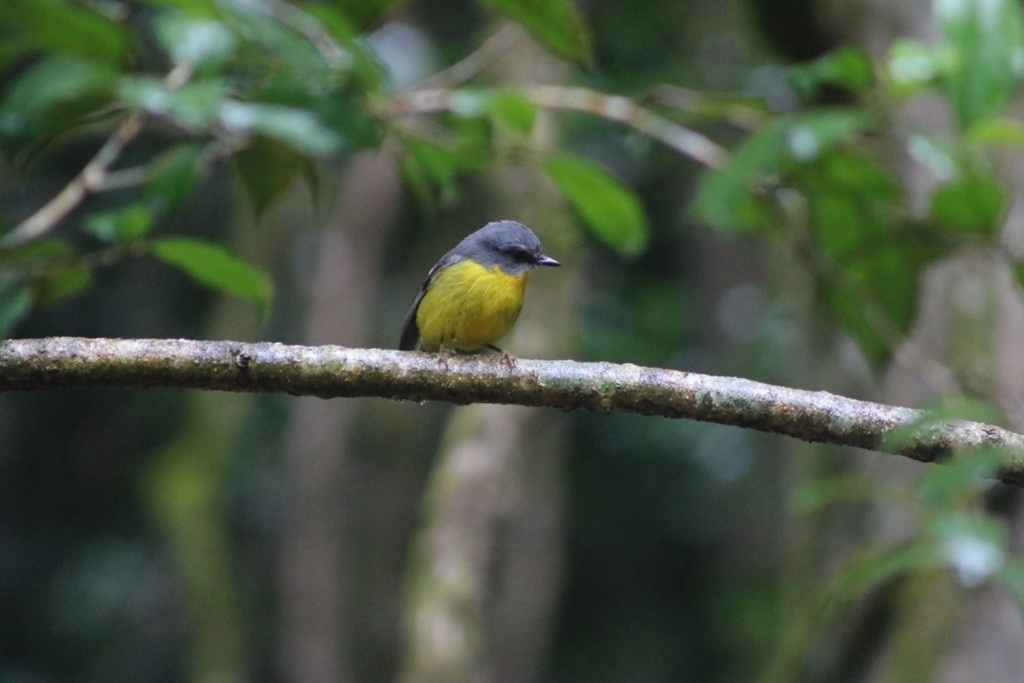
[0, 0, 384, 327]
[690, 0, 1024, 653]
[697, 0, 1024, 379]
[3, 60, 193, 247]
[0, 0, 709, 334]
[5, 0, 1024, 377]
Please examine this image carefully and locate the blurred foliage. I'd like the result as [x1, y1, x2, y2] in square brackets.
[3, 0, 1024, 681]
[542, 154, 649, 256]
[481, 0, 592, 65]
[693, 0, 1024, 368]
[0, 0, 383, 334]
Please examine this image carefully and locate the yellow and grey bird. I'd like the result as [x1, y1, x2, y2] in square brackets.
[399, 220, 560, 360]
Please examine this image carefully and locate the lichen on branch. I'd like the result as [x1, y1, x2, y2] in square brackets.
[2, 336, 1023, 486]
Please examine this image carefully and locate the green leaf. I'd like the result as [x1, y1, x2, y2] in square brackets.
[784, 109, 875, 161]
[232, 139, 312, 217]
[886, 39, 941, 93]
[329, 0, 402, 29]
[238, 78, 380, 153]
[804, 153, 934, 367]
[173, 80, 235, 130]
[146, 143, 206, 211]
[488, 90, 537, 133]
[445, 116, 494, 168]
[140, 0, 220, 13]
[543, 155, 648, 257]
[479, 0, 592, 65]
[937, 0, 1024, 129]
[118, 77, 230, 131]
[0, 278, 33, 337]
[699, 112, 918, 366]
[303, 4, 384, 86]
[1, 238, 76, 264]
[0, 0, 130, 66]
[930, 174, 1006, 236]
[696, 110, 873, 231]
[918, 446, 1009, 509]
[966, 117, 1024, 148]
[694, 122, 787, 231]
[401, 137, 460, 200]
[37, 266, 91, 306]
[0, 57, 116, 144]
[219, 1, 335, 81]
[302, 2, 361, 40]
[152, 237, 273, 312]
[1011, 262, 1024, 295]
[399, 153, 438, 217]
[397, 126, 492, 209]
[790, 47, 874, 97]
[821, 240, 925, 368]
[154, 13, 237, 70]
[84, 205, 153, 244]
[218, 101, 342, 155]
[115, 76, 171, 113]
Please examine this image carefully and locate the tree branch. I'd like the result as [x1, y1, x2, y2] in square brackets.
[389, 85, 729, 169]
[2, 336, 1023, 486]
[3, 62, 195, 248]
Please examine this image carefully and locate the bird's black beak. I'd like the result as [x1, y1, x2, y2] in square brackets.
[535, 254, 561, 267]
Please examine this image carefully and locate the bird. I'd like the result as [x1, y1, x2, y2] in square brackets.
[399, 220, 560, 363]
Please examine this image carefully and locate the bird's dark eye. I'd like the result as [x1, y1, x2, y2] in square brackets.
[503, 245, 534, 262]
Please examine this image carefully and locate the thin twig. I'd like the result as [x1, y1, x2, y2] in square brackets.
[92, 166, 149, 192]
[650, 84, 768, 131]
[4, 113, 143, 247]
[413, 24, 522, 89]
[389, 85, 730, 169]
[527, 85, 729, 168]
[3, 62, 195, 248]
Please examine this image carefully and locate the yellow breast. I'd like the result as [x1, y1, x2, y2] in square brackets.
[415, 259, 529, 351]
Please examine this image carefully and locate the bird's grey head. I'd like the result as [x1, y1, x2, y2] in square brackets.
[461, 220, 560, 275]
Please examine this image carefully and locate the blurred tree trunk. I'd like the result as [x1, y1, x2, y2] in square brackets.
[144, 173, 289, 683]
[277, 151, 402, 683]
[399, 26, 578, 683]
[145, 309, 258, 683]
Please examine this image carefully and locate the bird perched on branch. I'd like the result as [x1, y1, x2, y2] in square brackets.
[399, 220, 560, 363]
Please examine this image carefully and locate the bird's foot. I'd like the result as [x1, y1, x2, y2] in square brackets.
[487, 344, 518, 367]
[436, 345, 457, 370]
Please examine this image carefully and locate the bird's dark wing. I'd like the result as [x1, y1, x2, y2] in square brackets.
[398, 251, 463, 350]
[398, 286, 426, 351]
